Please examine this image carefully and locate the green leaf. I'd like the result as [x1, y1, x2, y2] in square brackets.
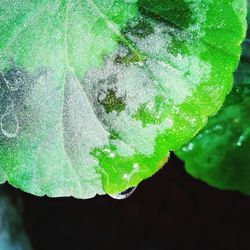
[0, 1, 247, 198]
[175, 6, 250, 194]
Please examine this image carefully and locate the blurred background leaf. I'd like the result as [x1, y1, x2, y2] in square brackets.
[175, 4, 250, 194]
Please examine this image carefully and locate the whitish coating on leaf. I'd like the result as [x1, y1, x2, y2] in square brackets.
[0, 0, 247, 197]
[0, 70, 109, 198]
[83, 7, 212, 156]
[83, 51, 210, 155]
[0, 0, 138, 198]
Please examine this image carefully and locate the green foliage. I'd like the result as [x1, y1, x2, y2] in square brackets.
[0, 1, 247, 198]
[176, 6, 250, 194]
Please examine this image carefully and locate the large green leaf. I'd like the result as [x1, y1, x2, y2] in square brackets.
[176, 6, 250, 194]
[0, 1, 247, 198]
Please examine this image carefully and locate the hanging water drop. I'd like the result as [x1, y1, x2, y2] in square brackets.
[109, 186, 137, 200]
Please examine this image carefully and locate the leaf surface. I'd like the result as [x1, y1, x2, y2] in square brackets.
[0, 0, 247, 198]
[176, 6, 250, 194]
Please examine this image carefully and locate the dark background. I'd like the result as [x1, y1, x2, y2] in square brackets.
[5, 155, 250, 250]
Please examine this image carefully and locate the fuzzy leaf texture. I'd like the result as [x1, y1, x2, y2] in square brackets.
[176, 3, 250, 194]
[0, 0, 247, 198]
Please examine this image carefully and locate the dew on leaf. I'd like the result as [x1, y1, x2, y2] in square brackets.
[133, 163, 139, 170]
[0, 102, 19, 138]
[182, 142, 194, 152]
[236, 135, 245, 147]
[235, 128, 250, 147]
[0, 0, 246, 198]
[109, 152, 116, 158]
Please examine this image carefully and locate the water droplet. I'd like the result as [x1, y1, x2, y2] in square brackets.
[0, 103, 19, 138]
[234, 129, 250, 147]
[182, 142, 194, 152]
[123, 174, 129, 180]
[109, 152, 115, 158]
[104, 148, 111, 153]
[236, 134, 246, 147]
[133, 163, 139, 170]
[213, 125, 224, 135]
[109, 186, 137, 200]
